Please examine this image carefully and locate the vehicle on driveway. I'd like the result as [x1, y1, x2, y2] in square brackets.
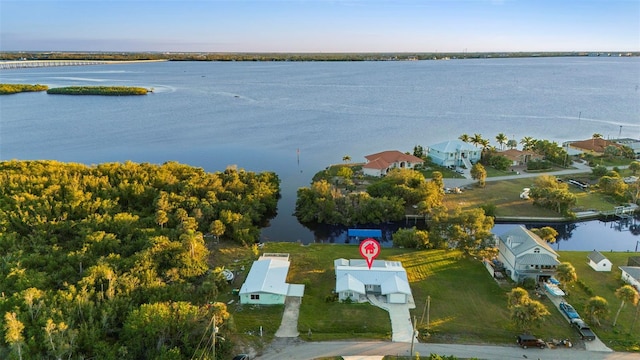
[517, 334, 546, 349]
[570, 318, 596, 341]
[559, 302, 580, 319]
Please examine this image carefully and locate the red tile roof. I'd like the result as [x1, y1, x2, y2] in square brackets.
[499, 149, 542, 162]
[569, 138, 621, 153]
[363, 150, 423, 170]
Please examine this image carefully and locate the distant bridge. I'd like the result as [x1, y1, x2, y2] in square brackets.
[0, 60, 166, 70]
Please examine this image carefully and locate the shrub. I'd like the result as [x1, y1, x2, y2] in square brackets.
[577, 279, 595, 296]
[520, 277, 537, 290]
[480, 203, 497, 217]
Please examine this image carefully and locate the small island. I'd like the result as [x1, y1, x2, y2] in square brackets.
[46, 86, 149, 95]
[0, 83, 49, 95]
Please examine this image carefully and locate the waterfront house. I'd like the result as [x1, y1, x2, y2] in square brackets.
[239, 253, 305, 305]
[426, 140, 481, 168]
[611, 138, 640, 158]
[362, 150, 424, 177]
[587, 250, 612, 272]
[497, 226, 560, 283]
[564, 138, 623, 156]
[499, 149, 543, 166]
[619, 266, 640, 291]
[334, 258, 412, 304]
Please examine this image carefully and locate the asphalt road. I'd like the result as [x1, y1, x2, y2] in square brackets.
[443, 161, 596, 189]
[257, 339, 638, 360]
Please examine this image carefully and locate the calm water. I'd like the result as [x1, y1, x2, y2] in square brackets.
[1, 57, 639, 250]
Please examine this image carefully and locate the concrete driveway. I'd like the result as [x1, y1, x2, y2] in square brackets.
[544, 290, 613, 352]
[275, 296, 301, 338]
[367, 294, 417, 343]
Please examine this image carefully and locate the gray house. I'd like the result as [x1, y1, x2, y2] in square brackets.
[497, 226, 560, 283]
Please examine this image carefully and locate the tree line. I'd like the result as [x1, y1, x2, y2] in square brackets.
[3, 51, 633, 62]
[0, 160, 280, 359]
[295, 167, 495, 254]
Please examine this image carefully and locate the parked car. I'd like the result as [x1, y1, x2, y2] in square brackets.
[559, 302, 580, 319]
[517, 334, 546, 349]
[570, 319, 596, 341]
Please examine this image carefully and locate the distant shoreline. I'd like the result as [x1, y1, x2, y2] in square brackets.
[1, 51, 638, 63]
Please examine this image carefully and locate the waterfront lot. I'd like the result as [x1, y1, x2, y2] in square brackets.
[217, 243, 582, 348]
[216, 243, 640, 351]
[442, 177, 628, 217]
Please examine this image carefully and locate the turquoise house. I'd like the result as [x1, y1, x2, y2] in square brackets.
[239, 253, 305, 305]
[427, 140, 481, 168]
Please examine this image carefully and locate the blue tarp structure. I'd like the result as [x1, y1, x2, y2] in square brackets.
[347, 229, 382, 239]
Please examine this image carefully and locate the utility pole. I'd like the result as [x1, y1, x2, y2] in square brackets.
[426, 296, 431, 330]
[212, 314, 217, 360]
[420, 295, 431, 327]
[410, 315, 417, 356]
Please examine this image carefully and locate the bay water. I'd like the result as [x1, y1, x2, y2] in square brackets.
[1, 57, 639, 250]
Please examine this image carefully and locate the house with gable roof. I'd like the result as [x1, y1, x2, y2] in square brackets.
[426, 140, 481, 168]
[239, 253, 305, 305]
[496, 226, 560, 283]
[587, 250, 612, 272]
[334, 258, 412, 304]
[499, 148, 544, 166]
[362, 150, 424, 177]
[564, 138, 623, 156]
[619, 266, 640, 291]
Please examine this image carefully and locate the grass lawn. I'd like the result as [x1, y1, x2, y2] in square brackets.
[484, 167, 514, 178]
[212, 243, 580, 348]
[443, 178, 559, 218]
[442, 177, 630, 217]
[556, 251, 640, 352]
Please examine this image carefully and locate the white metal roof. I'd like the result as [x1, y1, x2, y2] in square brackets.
[381, 275, 412, 295]
[239, 258, 290, 296]
[336, 273, 365, 294]
[287, 284, 306, 297]
[334, 258, 411, 296]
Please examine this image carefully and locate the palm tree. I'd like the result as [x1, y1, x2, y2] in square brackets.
[591, 133, 604, 149]
[520, 136, 536, 151]
[585, 296, 609, 326]
[506, 139, 518, 149]
[458, 134, 470, 143]
[496, 133, 508, 150]
[555, 262, 578, 294]
[342, 155, 351, 164]
[471, 133, 484, 148]
[479, 138, 491, 152]
[612, 285, 639, 327]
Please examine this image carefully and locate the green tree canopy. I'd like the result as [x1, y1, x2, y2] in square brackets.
[470, 163, 487, 187]
[613, 285, 639, 327]
[529, 175, 576, 215]
[585, 296, 609, 326]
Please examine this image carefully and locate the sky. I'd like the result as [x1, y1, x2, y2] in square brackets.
[0, 0, 638, 53]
